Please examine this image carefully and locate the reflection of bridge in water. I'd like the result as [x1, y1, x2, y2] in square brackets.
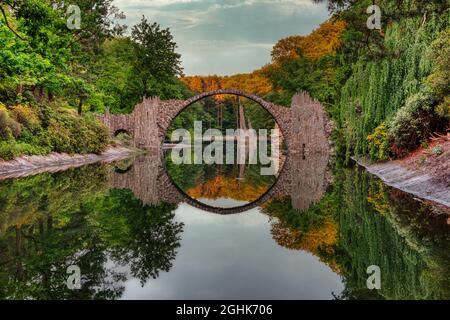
[103, 89, 332, 214]
[108, 150, 330, 214]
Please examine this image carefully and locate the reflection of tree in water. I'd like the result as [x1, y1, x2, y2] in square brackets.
[165, 147, 278, 204]
[186, 173, 275, 203]
[97, 189, 183, 285]
[0, 165, 183, 299]
[264, 165, 450, 300]
[262, 195, 340, 273]
[336, 167, 450, 300]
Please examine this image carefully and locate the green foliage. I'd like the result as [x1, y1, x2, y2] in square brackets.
[265, 53, 341, 115]
[425, 30, 450, 119]
[129, 16, 184, 101]
[267, 1, 448, 161]
[10, 104, 40, 131]
[0, 163, 184, 299]
[337, 10, 448, 160]
[44, 109, 109, 154]
[0, 109, 21, 139]
[267, 163, 450, 299]
[335, 167, 450, 299]
[1, 1, 192, 160]
[0, 140, 49, 160]
[432, 145, 443, 156]
[388, 89, 446, 155]
[0, 104, 108, 160]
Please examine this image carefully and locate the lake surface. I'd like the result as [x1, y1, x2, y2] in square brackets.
[0, 154, 449, 300]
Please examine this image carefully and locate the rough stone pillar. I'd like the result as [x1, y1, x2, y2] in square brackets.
[290, 92, 331, 210]
[132, 97, 159, 153]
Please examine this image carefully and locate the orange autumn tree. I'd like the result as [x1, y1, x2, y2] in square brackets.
[270, 217, 340, 273]
[181, 68, 272, 96]
[181, 19, 346, 98]
[186, 175, 272, 203]
[271, 20, 347, 64]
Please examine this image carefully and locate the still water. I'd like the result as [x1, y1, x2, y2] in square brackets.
[0, 154, 449, 300]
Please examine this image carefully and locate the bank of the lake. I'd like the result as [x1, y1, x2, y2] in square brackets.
[355, 158, 450, 208]
[0, 146, 142, 180]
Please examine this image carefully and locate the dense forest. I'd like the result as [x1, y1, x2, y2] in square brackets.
[0, 0, 190, 160]
[1, 0, 448, 163]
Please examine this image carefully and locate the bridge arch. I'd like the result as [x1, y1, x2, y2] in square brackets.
[113, 128, 133, 137]
[97, 89, 331, 158]
[158, 88, 291, 148]
[99, 90, 333, 215]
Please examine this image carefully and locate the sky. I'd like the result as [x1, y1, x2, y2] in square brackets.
[113, 0, 330, 76]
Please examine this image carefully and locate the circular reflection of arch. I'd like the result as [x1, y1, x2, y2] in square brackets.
[161, 159, 288, 215]
[161, 90, 287, 215]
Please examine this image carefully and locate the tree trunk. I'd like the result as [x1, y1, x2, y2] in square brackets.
[16, 84, 24, 94]
[78, 97, 83, 115]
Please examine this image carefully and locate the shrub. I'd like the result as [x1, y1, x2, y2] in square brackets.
[367, 123, 391, 161]
[389, 90, 446, 155]
[0, 141, 49, 161]
[46, 118, 74, 153]
[426, 30, 449, 103]
[0, 103, 109, 159]
[46, 110, 109, 154]
[432, 145, 444, 156]
[11, 105, 41, 131]
[0, 110, 21, 140]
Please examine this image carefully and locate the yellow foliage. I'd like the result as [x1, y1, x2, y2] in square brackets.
[271, 20, 347, 63]
[270, 217, 340, 273]
[367, 181, 390, 215]
[11, 104, 40, 129]
[186, 175, 272, 202]
[181, 20, 346, 98]
[181, 68, 272, 97]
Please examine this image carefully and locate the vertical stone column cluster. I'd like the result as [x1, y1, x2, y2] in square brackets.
[289, 92, 332, 210]
[132, 98, 160, 153]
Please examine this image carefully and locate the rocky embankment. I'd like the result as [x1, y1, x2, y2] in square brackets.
[355, 138, 450, 208]
[0, 146, 140, 180]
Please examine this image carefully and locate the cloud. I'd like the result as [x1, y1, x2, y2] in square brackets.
[113, 0, 329, 75]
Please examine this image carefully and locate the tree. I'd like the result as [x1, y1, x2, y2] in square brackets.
[131, 17, 183, 98]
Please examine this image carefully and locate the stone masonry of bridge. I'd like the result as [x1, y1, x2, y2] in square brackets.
[97, 89, 332, 155]
[107, 149, 330, 214]
[102, 89, 332, 214]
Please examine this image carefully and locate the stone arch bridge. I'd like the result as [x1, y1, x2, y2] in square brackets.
[97, 88, 332, 154]
[99, 89, 333, 214]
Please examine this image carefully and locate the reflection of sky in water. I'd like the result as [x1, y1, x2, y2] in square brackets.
[197, 197, 249, 208]
[120, 203, 344, 300]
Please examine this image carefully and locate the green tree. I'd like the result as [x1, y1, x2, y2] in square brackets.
[131, 16, 183, 98]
